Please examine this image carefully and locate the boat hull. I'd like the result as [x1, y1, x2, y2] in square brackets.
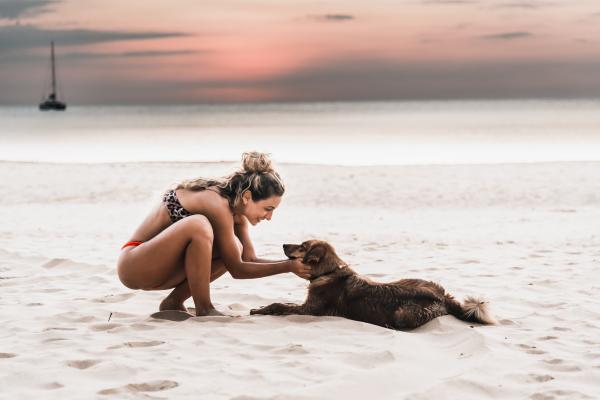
[39, 101, 67, 111]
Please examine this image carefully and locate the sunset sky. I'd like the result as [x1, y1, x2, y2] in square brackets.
[1, 0, 600, 104]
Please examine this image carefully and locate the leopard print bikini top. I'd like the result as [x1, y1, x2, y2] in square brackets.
[163, 190, 193, 223]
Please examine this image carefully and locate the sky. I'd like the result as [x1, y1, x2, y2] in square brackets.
[1, 0, 600, 104]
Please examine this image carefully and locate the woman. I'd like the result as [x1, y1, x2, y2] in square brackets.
[117, 152, 311, 316]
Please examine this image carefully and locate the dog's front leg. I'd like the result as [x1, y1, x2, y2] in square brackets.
[250, 302, 308, 316]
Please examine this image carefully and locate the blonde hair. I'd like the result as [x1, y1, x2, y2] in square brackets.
[174, 152, 285, 209]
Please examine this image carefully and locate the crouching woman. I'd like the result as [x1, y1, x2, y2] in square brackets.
[117, 152, 310, 316]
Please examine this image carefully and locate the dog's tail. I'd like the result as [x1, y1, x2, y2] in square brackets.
[444, 295, 497, 325]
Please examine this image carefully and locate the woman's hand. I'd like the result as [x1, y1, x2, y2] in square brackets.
[288, 259, 311, 280]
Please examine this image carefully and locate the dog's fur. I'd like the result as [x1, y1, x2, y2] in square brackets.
[250, 240, 496, 330]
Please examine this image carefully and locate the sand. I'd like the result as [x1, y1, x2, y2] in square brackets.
[1, 160, 599, 399]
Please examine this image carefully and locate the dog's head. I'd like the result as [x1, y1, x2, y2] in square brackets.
[283, 240, 346, 278]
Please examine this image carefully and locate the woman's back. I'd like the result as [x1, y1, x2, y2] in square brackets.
[127, 188, 229, 243]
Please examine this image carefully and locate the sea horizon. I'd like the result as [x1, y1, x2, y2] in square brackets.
[2, 99, 600, 166]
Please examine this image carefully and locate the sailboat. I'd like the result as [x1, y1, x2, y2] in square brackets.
[39, 41, 67, 111]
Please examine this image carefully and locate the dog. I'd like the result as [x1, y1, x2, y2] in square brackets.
[250, 240, 496, 330]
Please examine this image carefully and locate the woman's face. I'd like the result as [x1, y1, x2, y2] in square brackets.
[241, 193, 282, 225]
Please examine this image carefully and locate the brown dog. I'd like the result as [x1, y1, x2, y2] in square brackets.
[250, 240, 496, 330]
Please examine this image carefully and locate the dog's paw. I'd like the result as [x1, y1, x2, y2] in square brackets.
[250, 303, 282, 315]
[249, 308, 263, 315]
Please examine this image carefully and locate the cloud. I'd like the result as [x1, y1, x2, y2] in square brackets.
[0, 25, 189, 52]
[3, 54, 600, 104]
[0, 0, 59, 19]
[166, 56, 600, 102]
[480, 31, 533, 40]
[307, 14, 355, 22]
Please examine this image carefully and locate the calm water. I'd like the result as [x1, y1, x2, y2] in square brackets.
[1, 100, 600, 165]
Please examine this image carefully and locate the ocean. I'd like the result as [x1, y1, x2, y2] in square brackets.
[2, 99, 600, 165]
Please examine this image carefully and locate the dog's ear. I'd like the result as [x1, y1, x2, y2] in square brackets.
[304, 245, 325, 264]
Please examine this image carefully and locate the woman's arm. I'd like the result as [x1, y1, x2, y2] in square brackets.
[233, 215, 258, 262]
[210, 205, 309, 279]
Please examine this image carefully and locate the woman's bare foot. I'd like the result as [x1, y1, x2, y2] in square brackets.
[159, 297, 188, 312]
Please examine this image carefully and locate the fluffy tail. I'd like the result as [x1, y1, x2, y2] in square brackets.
[445, 295, 497, 325]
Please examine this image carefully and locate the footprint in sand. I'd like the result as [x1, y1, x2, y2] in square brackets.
[517, 344, 547, 355]
[552, 326, 571, 332]
[44, 327, 76, 332]
[538, 336, 558, 341]
[0, 353, 16, 358]
[39, 382, 63, 390]
[127, 380, 179, 392]
[90, 323, 122, 331]
[532, 389, 588, 400]
[527, 349, 547, 355]
[42, 337, 68, 343]
[150, 310, 193, 321]
[548, 364, 582, 372]
[528, 374, 554, 383]
[39, 288, 63, 293]
[109, 311, 137, 319]
[530, 393, 554, 400]
[543, 358, 563, 365]
[528, 253, 544, 258]
[124, 340, 165, 348]
[541, 359, 581, 371]
[272, 344, 310, 355]
[108, 340, 165, 349]
[130, 323, 156, 331]
[98, 380, 178, 395]
[92, 293, 135, 303]
[42, 258, 70, 269]
[67, 315, 96, 323]
[67, 359, 101, 369]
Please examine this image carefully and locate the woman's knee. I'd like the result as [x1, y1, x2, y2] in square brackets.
[117, 259, 141, 290]
[182, 215, 214, 244]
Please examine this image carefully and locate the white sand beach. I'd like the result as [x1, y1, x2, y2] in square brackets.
[1, 160, 599, 399]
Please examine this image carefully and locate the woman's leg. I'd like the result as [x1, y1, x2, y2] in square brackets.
[158, 238, 242, 311]
[159, 262, 227, 311]
[118, 215, 220, 316]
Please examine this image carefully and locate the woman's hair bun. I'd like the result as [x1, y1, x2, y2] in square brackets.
[241, 151, 273, 174]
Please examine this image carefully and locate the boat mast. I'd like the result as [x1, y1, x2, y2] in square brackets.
[51, 41, 56, 97]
